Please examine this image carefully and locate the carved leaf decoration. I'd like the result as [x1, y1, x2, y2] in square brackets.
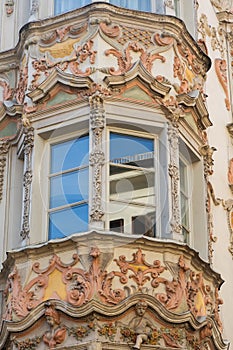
[64, 268, 92, 306]
[114, 248, 167, 291]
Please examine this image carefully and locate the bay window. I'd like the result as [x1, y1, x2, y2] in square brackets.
[49, 134, 89, 239]
[108, 131, 156, 236]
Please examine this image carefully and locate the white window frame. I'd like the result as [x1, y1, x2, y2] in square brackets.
[106, 126, 159, 237]
[38, 127, 90, 241]
[48, 133, 89, 239]
[179, 154, 192, 244]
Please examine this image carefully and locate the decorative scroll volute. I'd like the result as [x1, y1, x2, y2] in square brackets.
[99, 21, 121, 38]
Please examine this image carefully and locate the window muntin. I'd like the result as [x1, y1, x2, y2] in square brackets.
[108, 131, 156, 236]
[49, 135, 89, 239]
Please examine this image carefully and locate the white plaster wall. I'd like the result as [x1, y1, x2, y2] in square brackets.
[197, 1, 233, 347]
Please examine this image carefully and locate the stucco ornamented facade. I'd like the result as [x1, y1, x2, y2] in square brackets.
[0, 1, 233, 349]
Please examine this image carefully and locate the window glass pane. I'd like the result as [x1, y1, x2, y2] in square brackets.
[50, 168, 89, 208]
[109, 132, 155, 236]
[49, 203, 88, 239]
[132, 213, 155, 236]
[155, 0, 165, 14]
[110, 133, 154, 166]
[110, 0, 151, 11]
[110, 218, 124, 233]
[54, 0, 91, 14]
[110, 168, 154, 204]
[51, 135, 89, 173]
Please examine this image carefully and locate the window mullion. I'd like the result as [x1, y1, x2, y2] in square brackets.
[89, 95, 106, 229]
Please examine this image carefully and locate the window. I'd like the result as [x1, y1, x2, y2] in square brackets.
[109, 0, 152, 12]
[108, 131, 156, 236]
[54, 0, 91, 15]
[54, 0, 165, 15]
[174, 0, 196, 38]
[49, 135, 89, 239]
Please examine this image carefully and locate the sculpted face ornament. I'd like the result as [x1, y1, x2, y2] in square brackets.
[5, 0, 14, 16]
[43, 304, 66, 348]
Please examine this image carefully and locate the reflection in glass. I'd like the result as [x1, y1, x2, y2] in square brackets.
[50, 168, 89, 208]
[49, 134, 89, 239]
[109, 133, 155, 236]
[51, 135, 89, 173]
[49, 204, 88, 239]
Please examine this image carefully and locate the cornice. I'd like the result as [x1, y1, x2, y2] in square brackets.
[217, 10, 233, 23]
[4, 230, 224, 286]
[177, 92, 212, 130]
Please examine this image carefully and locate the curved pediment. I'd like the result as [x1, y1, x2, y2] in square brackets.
[104, 61, 171, 98]
[27, 69, 93, 103]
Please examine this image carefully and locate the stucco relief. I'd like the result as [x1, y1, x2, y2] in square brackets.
[0, 139, 10, 201]
[0, 79, 14, 101]
[40, 23, 88, 46]
[20, 127, 34, 240]
[200, 145, 219, 264]
[27, 18, 208, 105]
[198, 14, 224, 58]
[215, 58, 230, 111]
[43, 304, 67, 348]
[16, 62, 29, 105]
[5, 0, 14, 17]
[222, 198, 233, 256]
[30, 0, 39, 17]
[89, 94, 105, 222]
[168, 123, 182, 236]
[3, 247, 222, 331]
[105, 41, 166, 76]
[210, 0, 233, 11]
[11, 295, 225, 350]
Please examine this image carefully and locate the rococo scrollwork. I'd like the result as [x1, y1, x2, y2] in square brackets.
[3, 247, 222, 330]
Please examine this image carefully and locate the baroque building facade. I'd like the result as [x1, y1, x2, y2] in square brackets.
[0, 0, 233, 349]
